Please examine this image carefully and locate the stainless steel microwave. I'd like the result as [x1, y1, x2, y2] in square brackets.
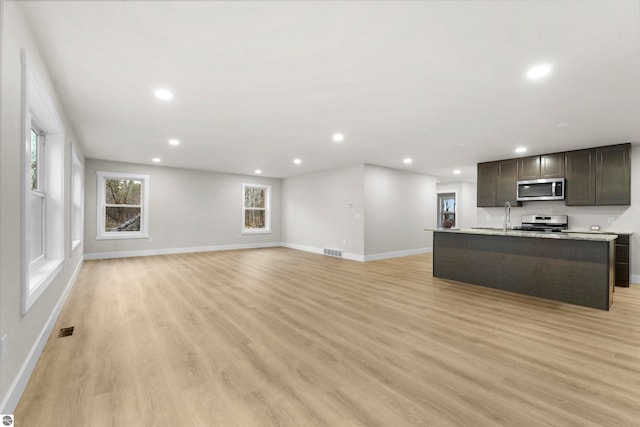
[516, 178, 565, 201]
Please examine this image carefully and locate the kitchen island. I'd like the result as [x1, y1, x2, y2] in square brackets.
[430, 228, 617, 310]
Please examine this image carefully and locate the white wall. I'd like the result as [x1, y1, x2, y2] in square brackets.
[84, 159, 282, 258]
[364, 165, 437, 259]
[476, 142, 640, 281]
[282, 164, 365, 260]
[1, 2, 85, 412]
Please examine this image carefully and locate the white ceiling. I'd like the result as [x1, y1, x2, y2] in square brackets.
[16, 0, 640, 183]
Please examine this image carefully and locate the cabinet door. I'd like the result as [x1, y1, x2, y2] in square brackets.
[497, 159, 520, 206]
[596, 144, 630, 205]
[477, 162, 497, 207]
[540, 153, 565, 178]
[565, 149, 596, 206]
[517, 156, 540, 180]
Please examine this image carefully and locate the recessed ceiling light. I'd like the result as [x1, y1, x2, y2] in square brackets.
[168, 139, 180, 146]
[515, 147, 527, 153]
[154, 88, 173, 100]
[526, 64, 551, 79]
[333, 133, 345, 142]
[556, 123, 569, 128]
[152, 157, 161, 163]
[293, 158, 302, 165]
[255, 169, 262, 174]
[403, 158, 413, 164]
[453, 169, 461, 175]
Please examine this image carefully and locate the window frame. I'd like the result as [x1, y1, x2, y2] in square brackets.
[96, 171, 150, 240]
[21, 49, 65, 314]
[242, 183, 272, 234]
[70, 145, 83, 252]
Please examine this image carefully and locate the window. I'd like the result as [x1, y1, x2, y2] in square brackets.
[28, 124, 45, 264]
[31, 127, 43, 191]
[96, 171, 149, 239]
[21, 49, 65, 314]
[242, 183, 271, 233]
[70, 146, 83, 252]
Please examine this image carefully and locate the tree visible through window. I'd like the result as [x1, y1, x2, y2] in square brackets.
[105, 178, 142, 231]
[96, 171, 149, 239]
[243, 184, 271, 233]
[30, 128, 41, 191]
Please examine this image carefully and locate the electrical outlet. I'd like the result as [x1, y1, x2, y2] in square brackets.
[1, 334, 7, 363]
[608, 216, 616, 224]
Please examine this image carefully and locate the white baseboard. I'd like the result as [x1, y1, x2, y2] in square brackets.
[364, 247, 433, 262]
[0, 257, 84, 413]
[280, 243, 431, 262]
[84, 242, 282, 260]
[630, 275, 640, 285]
[281, 242, 365, 262]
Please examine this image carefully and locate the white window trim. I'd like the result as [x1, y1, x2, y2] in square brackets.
[242, 183, 272, 234]
[96, 171, 150, 240]
[70, 145, 83, 253]
[21, 49, 65, 314]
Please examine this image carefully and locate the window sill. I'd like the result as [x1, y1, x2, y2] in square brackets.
[71, 240, 81, 251]
[241, 230, 272, 235]
[24, 257, 63, 314]
[96, 233, 149, 240]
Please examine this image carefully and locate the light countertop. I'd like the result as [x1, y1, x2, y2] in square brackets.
[426, 228, 617, 242]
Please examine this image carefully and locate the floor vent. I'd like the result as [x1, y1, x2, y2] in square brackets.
[58, 327, 75, 338]
[323, 248, 343, 258]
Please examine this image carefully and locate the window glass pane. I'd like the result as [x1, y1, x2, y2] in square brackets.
[28, 195, 44, 261]
[244, 187, 265, 208]
[244, 209, 265, 229]
[30, 129, 38, 190]
[105, 179, 141, 205]
[105, 207, 141, 232]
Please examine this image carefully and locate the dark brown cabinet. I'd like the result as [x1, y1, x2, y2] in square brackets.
[517, 153, 565, 181]
[565, 144, 631, 206]
[615, 234, 630, 287]
[541, 153, 565, 178]
[477, 160, 521, 207]
[497, 159, 520, 206]
[565, 149, 596, 206]
[477, 162, 498, 207]
[596, 144, 631, 205]
[517, 156, 541, 181]
[479, 143, 630, 207]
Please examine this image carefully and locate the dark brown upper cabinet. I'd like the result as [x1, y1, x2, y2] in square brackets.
[565, 144, 630, 206]
[517, 156, 540, 180]
[479, 143, 630, 207]
[497, 159, 521, 206]
[477, 161, 498, 207]
[565, 149, 596, 206]
[517, 153, 565, 180]
[596, 144, 631, 205]
[477, 160, 521, 207]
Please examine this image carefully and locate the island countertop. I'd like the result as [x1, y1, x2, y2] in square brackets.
[426, 228, 617, 242]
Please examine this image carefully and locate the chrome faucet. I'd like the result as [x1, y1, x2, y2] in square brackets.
[504, 201, 512, 231]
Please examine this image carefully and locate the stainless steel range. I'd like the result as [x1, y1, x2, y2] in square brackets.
[513, 214, 568, 232]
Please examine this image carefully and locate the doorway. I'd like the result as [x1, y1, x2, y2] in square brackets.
[437, 192, 456, 228]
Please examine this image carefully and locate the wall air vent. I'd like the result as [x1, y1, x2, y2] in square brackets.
[323, 248, 343, 258]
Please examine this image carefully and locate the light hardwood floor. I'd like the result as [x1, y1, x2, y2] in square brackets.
[14, 248, 640, 426]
